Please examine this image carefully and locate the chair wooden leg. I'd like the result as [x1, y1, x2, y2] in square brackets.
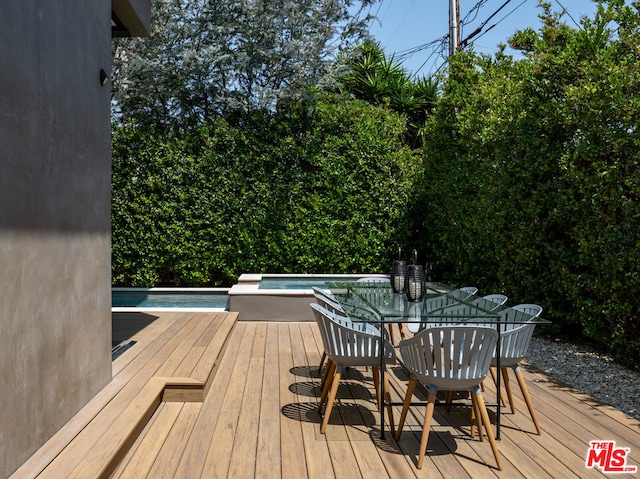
[318, 361, 336, 413]
[489, 367, 508, 407]
[470, 392, 483, 440]
[470, 393, 477, 438]
[395, 379, 416, 441]
[387, 325, 395, 344]
[398, 323, 405, 340]
[321, 365, 343, 434]
[445, 390, 455, 412]
[372, 366, 381, 411]
[320, 357, 334, 390]
[383, 371, 395, 436]
[502, 367, 515, 414]
[417, 392, 437, 469]
[514, 365, 542, 435]
[318, 351, 326, 373]
[473, 387, 503, 470]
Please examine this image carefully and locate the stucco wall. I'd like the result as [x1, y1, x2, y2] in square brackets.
[0, 1, 113, 476]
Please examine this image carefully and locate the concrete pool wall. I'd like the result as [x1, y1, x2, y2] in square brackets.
[228, 273, 388, 321]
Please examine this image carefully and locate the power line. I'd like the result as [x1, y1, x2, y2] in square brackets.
[369, 0, 598, 77]
[460, 0, 532, 49]
[386, 0, 418, 45]
[420, 0, 523, 76]
[413, 36, 449, 76]
[554, 0, 581, 29]
[462, 0, 491, 25]
[395, 36, 446, 60]
[367, 0, 387, 30]
[371, 0, 385, 22]
[459, 0, 514, 48]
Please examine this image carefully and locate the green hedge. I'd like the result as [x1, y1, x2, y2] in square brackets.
[414, 4, 640, 364]
[112, 96, 419, 286]
[111, 3, 640, 365]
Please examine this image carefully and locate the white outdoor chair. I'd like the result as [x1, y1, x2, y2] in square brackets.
[313, 287, 345, 374]
[313, 287, 346, 317]
[356, 276, 389, 283]
[354, 277, 404, 343]
[396, 326, 502, 470]
[511, 303, 543, 318]
[489, 303, 543, 435]
[312, 287, 381, 334]
[312, 287, 381, 378]
[479, 293, 508, 309]
[310, 303, 396, 435]
[459, 286, 479, 296]
[406, 288, 485, 334]
[312, 286, 341, 307]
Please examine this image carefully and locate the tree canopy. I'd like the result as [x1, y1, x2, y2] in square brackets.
[112, 0, 377, 127]
[337, 41, 438, 147]
[416, 0, 640, 361]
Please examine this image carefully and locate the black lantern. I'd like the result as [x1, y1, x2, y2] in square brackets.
[390, 247, 407, 293]
[406, 249, 426, 302]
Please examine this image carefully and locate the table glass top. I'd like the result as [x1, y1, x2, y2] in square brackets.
[325, 280, 551, 325]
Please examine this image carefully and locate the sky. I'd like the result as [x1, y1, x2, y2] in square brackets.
[363, 0, 605, 76]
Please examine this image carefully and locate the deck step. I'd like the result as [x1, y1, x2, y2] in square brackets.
[10, 312, 237, 479]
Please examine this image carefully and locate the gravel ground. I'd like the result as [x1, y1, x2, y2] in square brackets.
[525, 336, 640, 421]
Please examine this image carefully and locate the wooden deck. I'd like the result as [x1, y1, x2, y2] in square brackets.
[11, 313, 640, 479]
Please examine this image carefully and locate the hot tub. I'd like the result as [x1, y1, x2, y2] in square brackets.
[228, 273, 388, 321]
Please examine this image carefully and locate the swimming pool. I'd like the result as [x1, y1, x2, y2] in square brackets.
[112, 275, 388, 318]
[112, 288, 229, 312]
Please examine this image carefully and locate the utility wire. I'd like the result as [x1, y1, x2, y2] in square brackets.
[460, 0, 491, 48]
[395, 36, 446, 60]
[460, 0, 515, 48]
[429, 0, 526, 76]
[554, 0, 581, 29]
[371, 0, 386, 24]
[386, 0, 418, 44]
[414, 36, 449, 76]
[367, 0, 387, 31]
[462, 0, 491, 26]
[388, 0, 592, 76]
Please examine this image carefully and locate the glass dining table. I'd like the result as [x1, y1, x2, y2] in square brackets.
[325, 279, 551, 440]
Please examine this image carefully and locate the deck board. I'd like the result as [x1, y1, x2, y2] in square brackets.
[146, 402, 202, 479]
[226, 323, 266, 479]
[13, 313, 640, 479]
[126, 318, 640, 479]
[115, 401, 184, 479]
[171, 321, 247, 478]
[255, 324, 282, 479]
[277, 323, 310, 479]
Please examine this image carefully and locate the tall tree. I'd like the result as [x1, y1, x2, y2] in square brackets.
[419, 0, 640, 363]
[338, 41, 439, 147]
[112, 0, 376, 127]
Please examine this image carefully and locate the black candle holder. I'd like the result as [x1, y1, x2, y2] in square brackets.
[406, 249, 426, 302]
[390, 247, 407, 294]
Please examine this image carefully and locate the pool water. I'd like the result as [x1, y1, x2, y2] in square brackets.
[258, 277, 369, 290]
[112, 289, 229, 310]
